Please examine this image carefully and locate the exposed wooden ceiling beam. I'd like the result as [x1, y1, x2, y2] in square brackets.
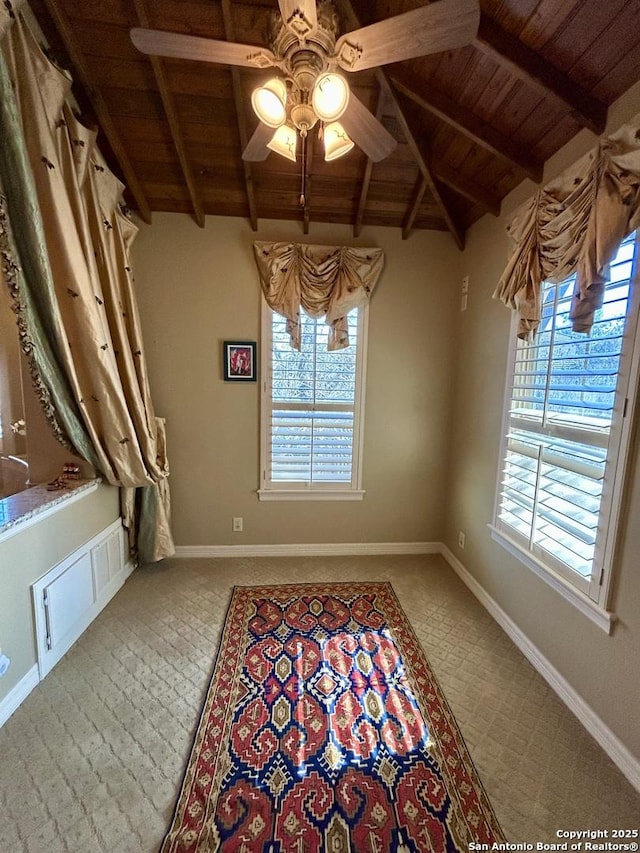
[379, 86, 502, 217]
[402, 177, 428, 240]
[354, 155, 375, 238]
[335, 0, 465, 248]
[389, 69, 543, 183]
[41, 0, 153, 223]
[379, 72, 465, 248]
[391, 94, 502, 216]
[220, 0, 258, 231]
[475, 14, 607, 136]
[228, 67, 259, 231]
[133, 0, 204, 228]
[354, 89, 385, 237]
[431, 161, 501, 217]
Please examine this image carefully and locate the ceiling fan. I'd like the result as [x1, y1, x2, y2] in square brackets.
[131, 0, 479, 165]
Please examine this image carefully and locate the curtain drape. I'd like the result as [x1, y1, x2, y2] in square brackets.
[0, 5, 98, 465]
[0, 8, 174, 562]
[494, 119, 640, 339]
[0, 0, 18, 39]
[253, 241, 384, 350]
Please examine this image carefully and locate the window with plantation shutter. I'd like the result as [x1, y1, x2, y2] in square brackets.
[492, 230, 640, 627]
[259, 304, 367, 500]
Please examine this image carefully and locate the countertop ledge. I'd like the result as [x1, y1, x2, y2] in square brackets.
[0, 479, 102, 542]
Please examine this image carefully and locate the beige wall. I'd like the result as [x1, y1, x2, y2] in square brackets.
[133, 216, 460, 547]
[445, 88, 640, 761]
[0, 483, 120, 703]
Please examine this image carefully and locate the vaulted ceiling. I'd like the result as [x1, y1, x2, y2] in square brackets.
[27, 0, 640, 247]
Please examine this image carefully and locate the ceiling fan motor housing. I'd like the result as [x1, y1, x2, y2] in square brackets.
[267, 1, 343, 131]
[269, 1, 341, 80]
[290, 50, 323, 90]
[268, 0, 340, 59]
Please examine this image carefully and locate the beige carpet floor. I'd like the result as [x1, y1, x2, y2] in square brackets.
[1, 554, 639, 852]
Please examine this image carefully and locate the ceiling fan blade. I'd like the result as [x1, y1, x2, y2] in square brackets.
[277, 0, 318, 37]
[339, 94, 396, 162]
[334, 0, 479, 72]
[130, 28, 276, 69]
[242, 123, 274, 162]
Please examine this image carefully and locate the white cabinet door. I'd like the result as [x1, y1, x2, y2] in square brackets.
[32, 520, 132, 678]
[92, 538, 111, 599]
[44, 551, 94, 650]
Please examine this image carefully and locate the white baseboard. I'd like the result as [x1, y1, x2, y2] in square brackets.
[0, 664, 39, 728]
[440, 544, 640, 794]
[174, 542, 439, 558]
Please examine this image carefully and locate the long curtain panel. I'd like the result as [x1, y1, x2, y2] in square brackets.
[494, 119, 640, 338]
[0, 7, 174, 562]
[0, 8, 99, 465]
[253, 241, 384, 349]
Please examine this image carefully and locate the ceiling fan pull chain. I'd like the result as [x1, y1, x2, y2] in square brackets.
[299, 128, 307, 207]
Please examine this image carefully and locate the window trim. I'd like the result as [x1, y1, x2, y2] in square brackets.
[492, 232, 640, 628]
[257, 489, 366, 502]
[258, 301, 369, 501]
[488, 524, 615, 633]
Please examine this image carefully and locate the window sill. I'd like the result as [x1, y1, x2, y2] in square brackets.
[488, 525, 615, 634]
[258, 489, 365, 502]
[0, 479, 101, 545]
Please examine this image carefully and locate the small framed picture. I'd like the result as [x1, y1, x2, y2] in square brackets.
[223, 341, 257, 381]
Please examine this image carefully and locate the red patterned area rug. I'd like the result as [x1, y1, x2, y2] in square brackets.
[161, 583, 505, 852]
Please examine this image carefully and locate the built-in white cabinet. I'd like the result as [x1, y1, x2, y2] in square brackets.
[32, 519, 132, 678]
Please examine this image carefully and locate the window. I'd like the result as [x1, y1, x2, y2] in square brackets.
[259, 304, 368, 500]
[492, 231, 640, 627]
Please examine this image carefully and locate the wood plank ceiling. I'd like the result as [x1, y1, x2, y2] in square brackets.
[27, 0, 640, 247]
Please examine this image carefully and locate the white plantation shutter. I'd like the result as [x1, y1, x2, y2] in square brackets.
[494, 231, 640, 605]
[260, 306, 367, 498]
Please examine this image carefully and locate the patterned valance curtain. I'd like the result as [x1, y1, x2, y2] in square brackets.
[0, 7, 174, 562]
[253, 241, 384, 350]
[494, 119, 640, 339]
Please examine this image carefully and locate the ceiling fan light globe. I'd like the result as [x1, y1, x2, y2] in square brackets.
[312, 72, 350, 122]
[267, 124, 298, 162]
[323, 121, 354, 161]
[251, 77, 287, 128]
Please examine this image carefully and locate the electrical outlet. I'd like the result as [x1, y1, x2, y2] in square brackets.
[462, 275, 470, 293]
[458, 530, 466, 549]
[232, 517, 243, 533]
[460, 292, 468, 312]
